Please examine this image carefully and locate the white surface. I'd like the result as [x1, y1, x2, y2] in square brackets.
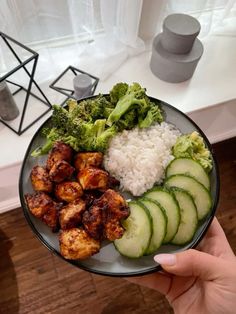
[0, 35, 236, 213]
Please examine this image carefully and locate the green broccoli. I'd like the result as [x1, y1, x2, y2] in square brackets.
[51, 105, 69, 130]
[139, 102, 163, 128]
[68, 95, 113, 122]
[94, 124, 117, 151]
[109, 82, 128, 104]
[76, 119, 117, 152]
[31, 82, 164, 158]
[172, 131, 213, 172]
[107, 82, 149, 126]
[115, 109, 138, 131]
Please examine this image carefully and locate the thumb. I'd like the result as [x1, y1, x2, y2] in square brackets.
[154, 249, 225, 280]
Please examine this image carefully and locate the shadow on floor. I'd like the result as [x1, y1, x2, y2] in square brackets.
[0, 228, 19, 313]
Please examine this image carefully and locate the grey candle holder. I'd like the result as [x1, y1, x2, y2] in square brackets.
[49, 66, 99, 106]
[150, 14, 204, 83]
[0, 32, 51, 135]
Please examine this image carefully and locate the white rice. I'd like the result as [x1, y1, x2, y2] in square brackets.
[103, 122, 181, 196]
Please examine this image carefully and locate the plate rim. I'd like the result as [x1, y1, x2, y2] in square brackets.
[18, 95, 220, 277]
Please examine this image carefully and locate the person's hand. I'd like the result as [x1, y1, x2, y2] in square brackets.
[127, 217, 236, 314]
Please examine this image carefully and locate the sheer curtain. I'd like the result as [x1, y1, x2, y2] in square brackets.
[139, 0, 236, 42]
[0, 0, 235, 84]
[0, 0, 144, 82]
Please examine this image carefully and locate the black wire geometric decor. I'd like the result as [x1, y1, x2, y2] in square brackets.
[0, 32, 51, 135]
[49, 65, 99, 107]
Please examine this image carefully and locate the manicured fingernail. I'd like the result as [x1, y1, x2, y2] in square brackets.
[154, 254, 176, 266]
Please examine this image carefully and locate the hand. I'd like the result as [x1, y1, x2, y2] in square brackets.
[127, 217, 236, 314]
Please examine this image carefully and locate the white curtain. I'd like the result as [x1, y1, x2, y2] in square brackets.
[0, 0, 235, 85]
[0, 0, 144, 83]
[156, 0, 236, 38]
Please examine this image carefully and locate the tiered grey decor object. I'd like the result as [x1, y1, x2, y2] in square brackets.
[150, 13, 204, 83]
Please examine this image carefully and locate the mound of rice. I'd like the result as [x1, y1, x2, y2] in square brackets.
[103, 122, 181, 196]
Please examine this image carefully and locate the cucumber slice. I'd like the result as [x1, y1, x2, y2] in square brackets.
[139, 198, 167, 255]
[144, 187, 180, 243]
[166, 158, 210, 190]
[114, 201, 152, 258]
[171, 188, 198, 245]
[165, 174, 212, 220]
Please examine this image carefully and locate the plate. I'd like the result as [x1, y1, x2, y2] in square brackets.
[19, 96, 220, 277]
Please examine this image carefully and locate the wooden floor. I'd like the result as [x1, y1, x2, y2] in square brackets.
[0, 137, 235, 314]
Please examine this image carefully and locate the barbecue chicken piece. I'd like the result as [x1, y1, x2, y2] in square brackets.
[49, 160, 74, 183]
[82, 190, 103, 208]
[30, 165, 53, 193]
[46, 141, 73, 170]
[59, 228, 100, 260]
[59, 199, 86, 230]
[96, 189, 129, 241]
[25, 192, 53, 218]
[103, 218, 125, 241]
[77, 167, 109, 191]
[55, 181, 83, 202]
[25, 192, 61, 231]
[82, 205, 103, 240]
[82, 189, 129, 241]
[74, 152, 103, 171]
[42, 202, 61, 232]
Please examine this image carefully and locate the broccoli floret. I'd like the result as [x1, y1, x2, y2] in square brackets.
[68, 95, 113, 122]
[107, 82, 149, 126]
[109, 82, 128, 104]
[139, 102, 163, 128]
[95, 125, 117, 152]
[79, 119, 116, 152]
[115, 109, 138, 131]
[172, 131, 213, 172]
[51, 105, 69, 130]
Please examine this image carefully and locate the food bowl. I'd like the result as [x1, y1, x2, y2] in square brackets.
[19, 96, 219, 277]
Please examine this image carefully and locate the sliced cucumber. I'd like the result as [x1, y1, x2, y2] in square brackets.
[165, 175, 212, 220]
[114, 201, 152, 258]
[144, 187, 180, 243]
[139, 198, 167, 255]
[171, 188, 198, 245]
[166, 158, 210, 190]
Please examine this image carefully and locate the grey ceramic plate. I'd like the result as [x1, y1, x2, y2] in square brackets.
[19, 96, 220, 277]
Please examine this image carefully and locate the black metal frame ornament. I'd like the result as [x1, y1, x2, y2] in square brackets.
[49, 65, 99, 106]
[0, 32, 51, 135]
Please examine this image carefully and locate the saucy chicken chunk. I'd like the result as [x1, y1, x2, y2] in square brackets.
[55, 181, 83, 202]
[97, 189, 129, 220]
[42, 203, 61, 232]
[30, 165, 53, 193]
[59, 199, 86, 230]
[59, 228, 100, 260]
[25, 192, 53, 218]
[74, 152, 103, 171]
[82, 205, 103, 240]
[82, 189, 129, 241]
[77, 167, 109, 191]
[49, 160, 74, 183]
[25, 192, 61, 231]
[46, 141, 73, 170]
[97, 189, 129, 241]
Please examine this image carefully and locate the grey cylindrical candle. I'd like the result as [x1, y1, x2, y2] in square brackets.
[161, 13, 201, 54]
[0, 81, 19, 121]
[73, 74, 93, 99]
